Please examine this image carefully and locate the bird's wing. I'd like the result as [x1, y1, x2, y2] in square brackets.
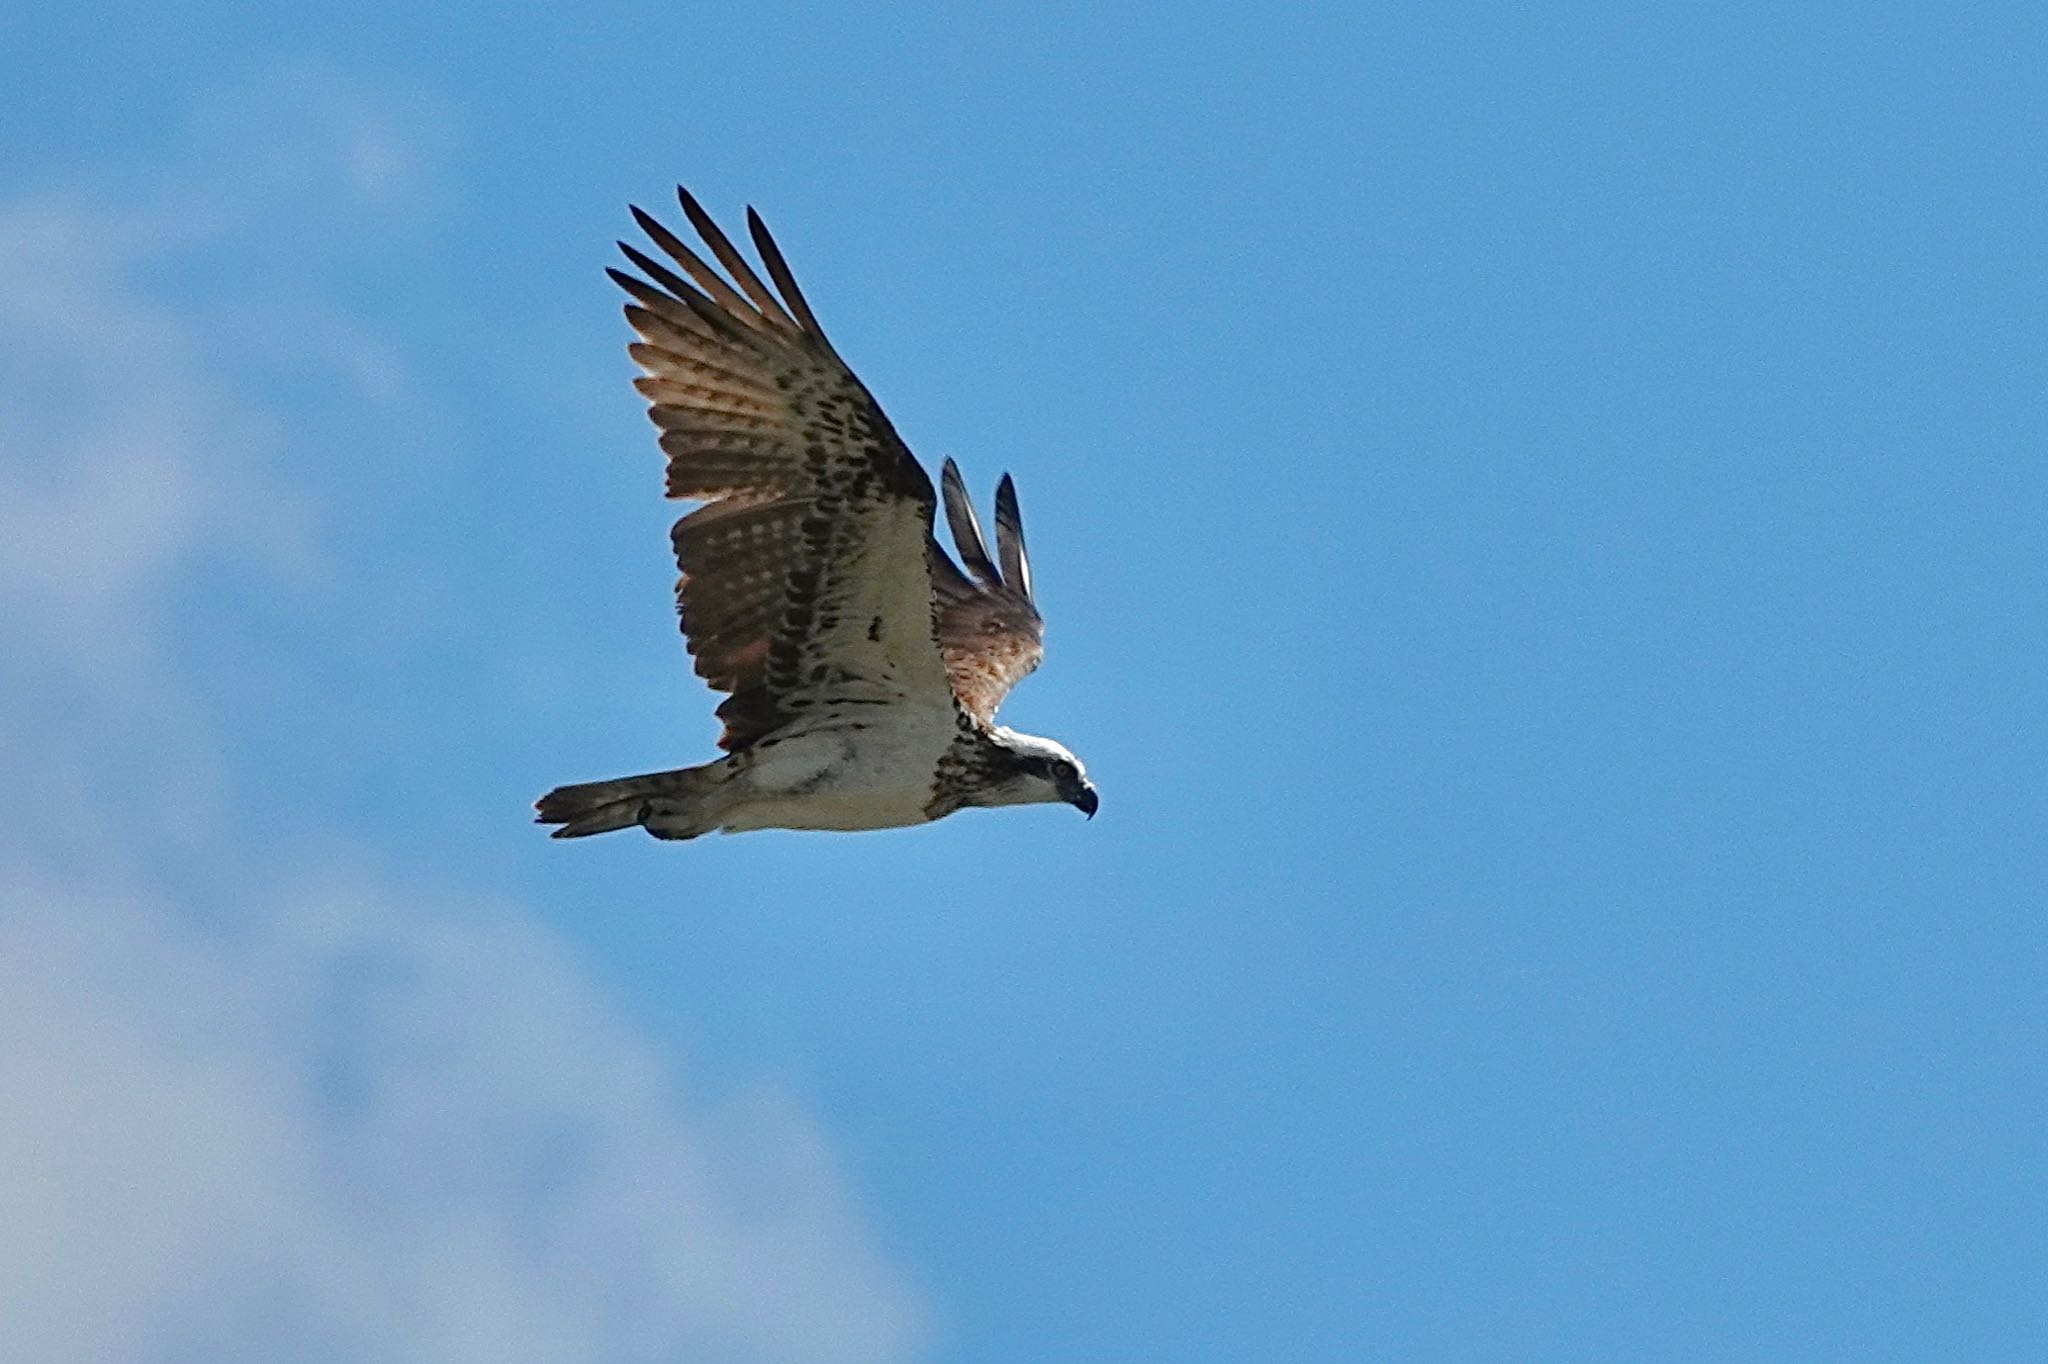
[614, 188, 954, 751]
[930, 459, 1045, 724]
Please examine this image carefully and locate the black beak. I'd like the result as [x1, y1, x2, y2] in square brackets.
[1070, 783, 1099, 820]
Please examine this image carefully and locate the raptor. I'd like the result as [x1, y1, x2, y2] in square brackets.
[536, 188, 1096, 840]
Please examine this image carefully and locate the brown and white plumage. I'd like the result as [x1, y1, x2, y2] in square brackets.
[934, 458, 1043, 724]
[535, 188, 1094, 840]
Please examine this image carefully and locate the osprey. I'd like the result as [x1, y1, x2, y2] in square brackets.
[536, 188, 1097, 840]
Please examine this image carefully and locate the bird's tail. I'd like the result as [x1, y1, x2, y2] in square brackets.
[535, 762, 729, 840]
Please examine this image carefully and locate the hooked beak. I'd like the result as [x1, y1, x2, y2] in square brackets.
[1068, 782, 1099, 820]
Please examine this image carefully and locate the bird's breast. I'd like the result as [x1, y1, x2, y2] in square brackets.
[719, 707, 959, 832]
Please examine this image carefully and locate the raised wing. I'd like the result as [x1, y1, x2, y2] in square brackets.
[931, 459, 1045, 724]
[613, 188, 953, 750]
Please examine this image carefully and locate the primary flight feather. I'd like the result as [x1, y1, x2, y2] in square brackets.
[536, 188, 1096, 841]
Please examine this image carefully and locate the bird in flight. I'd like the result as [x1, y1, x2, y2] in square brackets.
[536, 188, 1096, 840]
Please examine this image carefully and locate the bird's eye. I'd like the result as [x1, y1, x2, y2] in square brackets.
[1050, 760, 1075, 781]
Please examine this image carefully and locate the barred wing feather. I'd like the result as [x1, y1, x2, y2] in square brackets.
[613, 188, 952, 750]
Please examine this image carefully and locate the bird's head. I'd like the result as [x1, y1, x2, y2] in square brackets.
[984, 728, 1098, 818]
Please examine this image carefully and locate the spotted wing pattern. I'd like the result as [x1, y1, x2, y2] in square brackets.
[613, 189, 954, 750]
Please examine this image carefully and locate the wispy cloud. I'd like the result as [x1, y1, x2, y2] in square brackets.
[0, 867, 919, 1364]
[0, 65, 452, 669]
[0, 69, 924, 1364]
[0, 191, 303, 665]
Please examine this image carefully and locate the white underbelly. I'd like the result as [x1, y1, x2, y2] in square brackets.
[721, 786, 936, 832]
[716, 709, 955, 833]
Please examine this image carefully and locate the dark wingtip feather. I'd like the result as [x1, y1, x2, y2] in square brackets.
[674, 185, 798, 331]
[745, 205, 831, 345]
[674, 183, 714, 226]
[614, 241, 748, 339]
[616, 239, 691, 295]
[940, 459, 1000, 586]
[993, 472, 1033, 602]
[627, 204, 772, 329]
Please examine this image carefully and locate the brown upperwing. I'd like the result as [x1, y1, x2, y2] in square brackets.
[612, 188, 952, 751]
[931, 457, 1045, 725]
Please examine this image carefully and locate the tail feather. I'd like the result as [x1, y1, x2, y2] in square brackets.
[535, 764, 724, 840]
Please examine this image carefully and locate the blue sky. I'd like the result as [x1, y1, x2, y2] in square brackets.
[3, 3, 2044, 1360]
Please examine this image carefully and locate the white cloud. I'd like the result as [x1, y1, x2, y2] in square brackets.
[0, 193, 291, 662]
[0, 869, 920, 1364]
[0, 189, 278, 865]
[0, 64, 449, 667]
[0, 70, 926, 1364]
